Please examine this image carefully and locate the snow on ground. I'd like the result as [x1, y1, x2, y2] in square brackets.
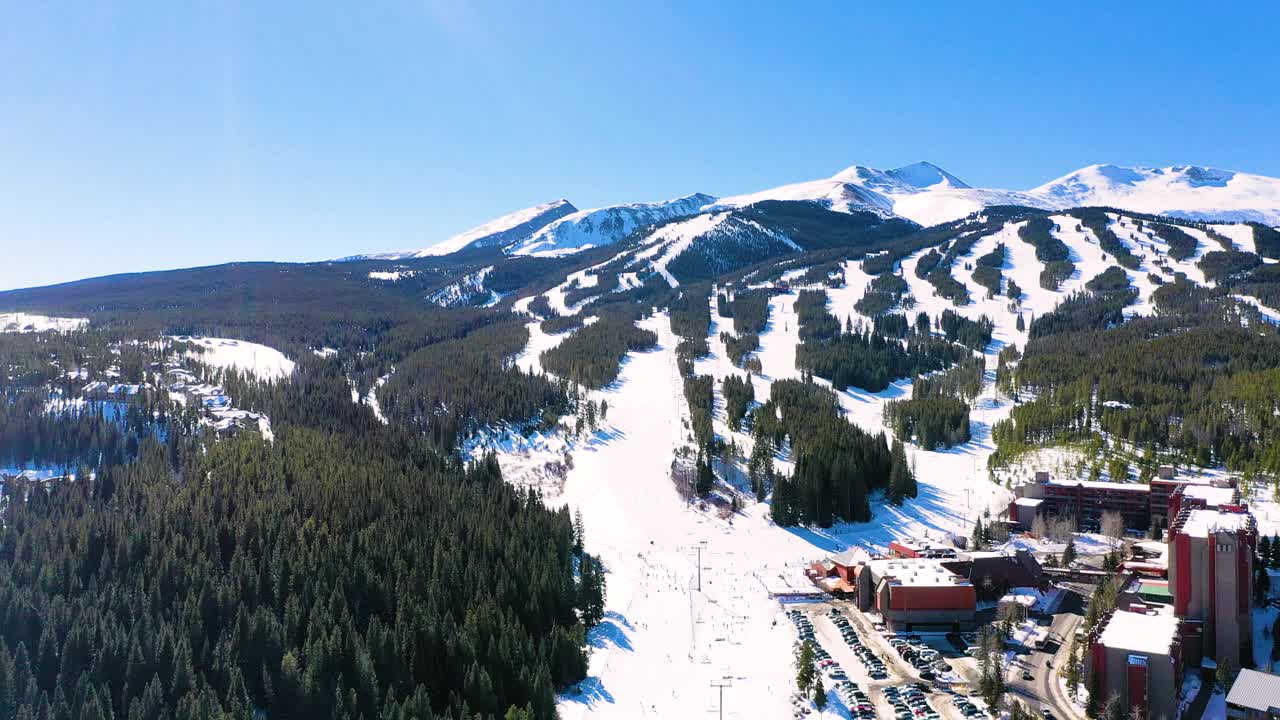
[368, 270, 416, 281]
[1233, 294, 1280, 324]
[481, 213, 1280, 717]
[548, 289, 1018, 715]
[427, 266, 494, 307]
[0, 464, 88, 482]
[1211, 222, 1257, 253]
[546, 264, 605, 316]
[1253, 595, 1279, 674]
[553, 315, 815, 719]
[0, 312, 88, 333]
[998, 532, 1114, 557]
[1203, 690, 1226, 720]
[513, 316, 583, 375]
[631, 212, 730, 288]
[1178, 672, 1203, 719]
[176, 337, 296, 381]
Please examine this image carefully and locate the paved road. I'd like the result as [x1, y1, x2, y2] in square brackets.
[1006, 610, 1084, 720]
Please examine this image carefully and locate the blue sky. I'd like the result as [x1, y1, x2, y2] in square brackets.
[3, 2, 1278, 290]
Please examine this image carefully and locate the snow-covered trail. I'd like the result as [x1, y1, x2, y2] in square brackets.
[556, 315, 812, 720]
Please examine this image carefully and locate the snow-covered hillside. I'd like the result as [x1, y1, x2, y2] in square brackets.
[426, 265, 498, 307]
[176, 336, 296, 381]
[352, 199, 577, 259]
[1027, 164, 1280, 225]
[711, 161, 1045, 226]
[336, 161, 1278, 264]
[628, 211, 799, 287]
[713, 161, 1280, 228]
[509, 193, 717, 256]
[468, 203, 1280, 717]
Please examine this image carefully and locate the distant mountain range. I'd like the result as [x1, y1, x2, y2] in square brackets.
[713, 161, 1280, 227]
[347, 162, 1280, 261]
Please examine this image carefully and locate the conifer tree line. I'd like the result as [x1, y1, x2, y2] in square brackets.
[722, 374, 755, 432]
[1083, 266, 1132, 296]
[755, 380, 911, 526]
[666, 284, 722, 497]
[992, 291, 1280, 474]
[882, 342, 983, 452]
[539, 306, 657, 390]
[884, 384, 972, 451]
[0, 318, 613, 720]
[378, 318, 568, 448]
[1072, 209, 1141, 270]
[970, 242, 1006, 297]
[937, 310, 993, 352]
[855, 271, 909, 317]
[0, 394, 604, 720]
[1016, 216, 1074, 291]
[713, 288, 768, 370]
[1148, 223, 1199, 261]
[538, 313, 585, 335]
[793, 290, 971, 394]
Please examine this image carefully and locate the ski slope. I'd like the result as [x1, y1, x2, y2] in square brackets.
[482, 208, 1280, 717]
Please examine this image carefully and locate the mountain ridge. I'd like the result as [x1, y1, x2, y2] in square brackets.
[342, 161, 1278, 263]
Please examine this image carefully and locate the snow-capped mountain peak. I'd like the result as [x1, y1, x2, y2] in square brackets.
[346, 199, 578, 260]
[507, 193, 717, 257]
[1028, 164, 1280, 224]
[831, 161, 970, 191]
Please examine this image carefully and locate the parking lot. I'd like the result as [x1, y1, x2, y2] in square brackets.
[787, 602, 991, 720]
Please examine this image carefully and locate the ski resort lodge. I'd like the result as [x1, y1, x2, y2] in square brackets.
[1166, 504, 1257, 665]
[851, 558, 977, 631]
[1085, 609, 1185, 720]
[1008, 469, 1238, 532]
[808, 544, 1046, 631]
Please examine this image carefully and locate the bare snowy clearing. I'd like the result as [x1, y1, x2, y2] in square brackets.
[0, 312, 88, 333]
[175, 336, 296, 381]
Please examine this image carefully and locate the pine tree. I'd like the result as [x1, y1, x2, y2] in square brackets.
[573, 509, 585, 556]
[811, 677, 827, 711]
[1062, 537, 1078, 566]
[971, 518, 985, 551]
[1216, 657, 1236, 692]
[1065, 639, 1081, 701]
[578, 554, 606, 629]
[13, 643, 32, 709]
[795, 641, 815, 695]
[888, 439, 911, 505]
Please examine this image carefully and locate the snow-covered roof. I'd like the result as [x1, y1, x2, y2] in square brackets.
[1225, 669, 1280, 713]
[831, 547, 872, 567]
[868, 559, 970, 588]
[1180, 484, 1236, 508]
[999, 593, 1038, 608]
[1014, 498, 1044, 507]
[1097, 610, 1180, 656]
[1179, 508, 1252, 537]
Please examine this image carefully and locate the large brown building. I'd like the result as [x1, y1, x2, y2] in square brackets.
[1167, 503, 1256, 665]
[851, 558, 976, 632]
[1009, 470, 1237, 532]
[1085, 609, 1184, 720]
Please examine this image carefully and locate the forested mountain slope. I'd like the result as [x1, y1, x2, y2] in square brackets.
[3, 176, 1280, 720]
